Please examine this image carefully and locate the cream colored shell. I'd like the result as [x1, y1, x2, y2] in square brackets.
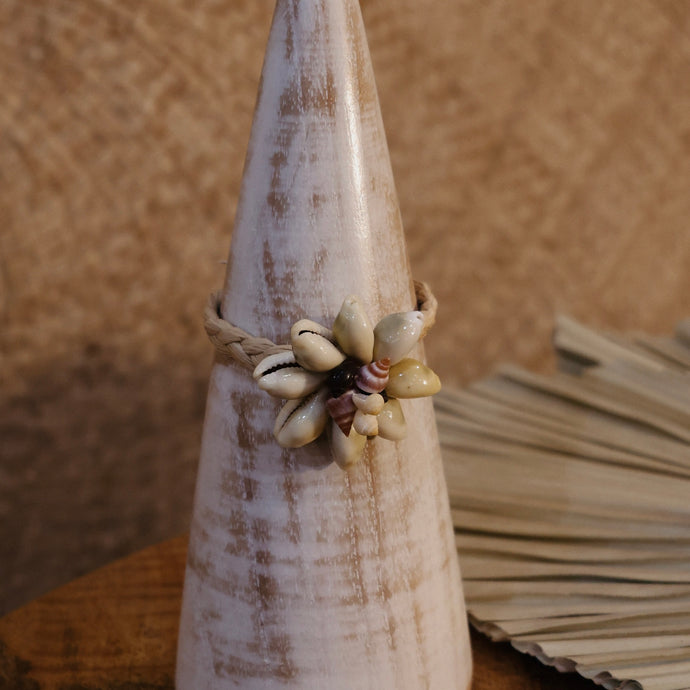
[254, 351, 326, 399]
[377, 398, 407, 441]
[273, 389, 329, 447]
[332, 295, 375, 363]
[352, 391, 385, 415]
[291, 319, 346, 372]
[387, 358, 442, 398]
[373, 311, 425, 364]
[330, 422, 367, 469]
[353, 409, 378, 436]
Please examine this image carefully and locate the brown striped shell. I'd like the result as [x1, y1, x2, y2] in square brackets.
[326, 389, 357, 436]
[355, 358, 390, 394]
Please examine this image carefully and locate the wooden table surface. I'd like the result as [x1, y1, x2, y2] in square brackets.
[0, 535, 595, 689]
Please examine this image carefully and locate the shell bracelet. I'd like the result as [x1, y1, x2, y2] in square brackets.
[204, 281, 440, 469]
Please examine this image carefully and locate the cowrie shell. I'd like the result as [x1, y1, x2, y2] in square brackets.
[253, 351, 326, 399]
[330, 421, 367, 469]
[332, 295, 374, 364]
[373, 311, 424, 365]
[386, 359, 441, 399]
[291, 319, 346, 372]
[274, 389, 329, 448]
[377, 398, 407, 441]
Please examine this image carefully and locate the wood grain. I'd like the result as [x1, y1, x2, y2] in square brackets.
[0, 538, 187, 690]
[0, 536, 595, 689]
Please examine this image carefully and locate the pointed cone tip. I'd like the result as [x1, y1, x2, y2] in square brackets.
[224, 0, 414, 338]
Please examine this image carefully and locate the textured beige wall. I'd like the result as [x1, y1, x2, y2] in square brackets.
[2, 0, 689, 614]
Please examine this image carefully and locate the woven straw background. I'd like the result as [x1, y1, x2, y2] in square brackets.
[2, 0, 689, 615]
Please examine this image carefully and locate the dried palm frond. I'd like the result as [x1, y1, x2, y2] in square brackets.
[439, 316, 690, 690]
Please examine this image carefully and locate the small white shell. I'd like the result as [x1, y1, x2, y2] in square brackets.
[353, 409, 378, 437]
[253, 351, 326, 399]
[330, 421, 367, 469]
[386, 358, 441, 399]
[373, 311, 425, 364]
[377, 398, 407, 441]
[274, 389, 329, 448]
[291, 319, 346, 372]
[332, 295, 374, 363]
[352, 392, 385, 415]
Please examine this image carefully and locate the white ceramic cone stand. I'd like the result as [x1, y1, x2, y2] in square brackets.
[176, 0, 472, 687]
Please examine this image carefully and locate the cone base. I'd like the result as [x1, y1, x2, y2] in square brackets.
[176, 362, 472, 689]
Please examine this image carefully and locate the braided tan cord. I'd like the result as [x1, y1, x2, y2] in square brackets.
[204, 282, 438, 371]
[414, 280, 437, 339]
[204, 293, 291, 370]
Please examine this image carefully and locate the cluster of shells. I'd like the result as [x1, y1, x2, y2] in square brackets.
[253, 296, 441, 468]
